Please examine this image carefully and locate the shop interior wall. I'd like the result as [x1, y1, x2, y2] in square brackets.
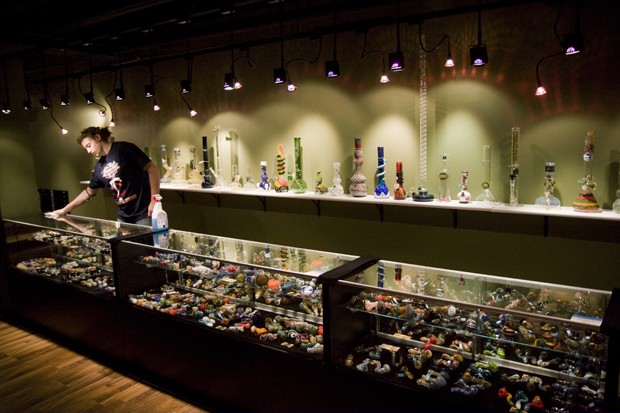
[0, 1, 618, 291]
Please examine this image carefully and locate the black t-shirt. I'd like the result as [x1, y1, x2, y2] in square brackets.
[88, 141, 151, 223]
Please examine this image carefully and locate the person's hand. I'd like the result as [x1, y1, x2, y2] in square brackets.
[49, 208, 69, 218]
[147, 199, 156, 217]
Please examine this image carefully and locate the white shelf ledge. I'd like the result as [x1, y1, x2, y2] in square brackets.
[154, 182, 620, 222]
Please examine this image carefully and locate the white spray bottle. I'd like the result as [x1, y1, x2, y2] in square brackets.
[151, 194, 169, 247]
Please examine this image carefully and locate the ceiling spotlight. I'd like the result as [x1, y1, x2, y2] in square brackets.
[50, 112, 68, 135]
[115, 88, 125, 101]
[144, 84, 156, 98]
[84, 92, 95, 105]
[470, 8, 488, 66]
[445, 40, 455, 67]
[61, 48, 70, 106]
[273, 67, 287, 84]
[562, 0, 584, 55]
[153, 99, 160, 112]
[39, 98, 50, 110]
[2, 103, 10, 115]
[380, 72, 390, 83]
[99, 109, 106, 117]
[109, 118, 116, 128]
[534, 52, 561, 97]
[325, 60, 340, 78]
[180, 79, 192, 94]
[181, 94, 197, 117]
[470, 44, 488, 66]
[388, 51, 405, 72]
[389, 1, 405, 72]
[224, 72, 241, 90]
[23, 100, 32, 111]
[562, 31, 584, 55]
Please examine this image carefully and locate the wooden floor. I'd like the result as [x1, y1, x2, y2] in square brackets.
[0, 319, 210, 413]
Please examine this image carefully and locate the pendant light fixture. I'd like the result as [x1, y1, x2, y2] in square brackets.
[144, 36, 157, 98]
[1, 61, 11, 114]
[418, 23, 454, 69]
[388, 0, 404, 72]
[470, 2, 488, 67]
[534, 52, 562, 96]
[360, 30, 389, 83]
[273, 1, 287, 85]
[180, 33, 193, 94]
[22, 60, 32, 111]
[562, 0, 584, 55]
[325, 0, 340, 78]
[224, 10, 243, 90]
[60, 48, 70, 106]
[83, 44, 96, 104]
[114, 44, 125, 101]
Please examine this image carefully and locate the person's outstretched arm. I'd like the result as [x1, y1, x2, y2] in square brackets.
[51, 187, 99, 217]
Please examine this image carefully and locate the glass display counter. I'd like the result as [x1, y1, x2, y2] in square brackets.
[323, 258, 615, 412]
[1, 213, 153, 357]
[2, 213, 152, 296]
[115, 228, 357, 360]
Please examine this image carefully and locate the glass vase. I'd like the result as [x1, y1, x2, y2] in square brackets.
[349, 137, 368, 197]
[374, 146, 389, 198]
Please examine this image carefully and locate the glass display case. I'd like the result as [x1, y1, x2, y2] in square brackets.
[115, 228, 357, 360]
[2, 214, 152, 296]
[1, 213, 153, 357]
[325, 259, 614, 412]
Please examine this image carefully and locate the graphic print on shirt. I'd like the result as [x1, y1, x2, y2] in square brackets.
[101, 160, 126, 202]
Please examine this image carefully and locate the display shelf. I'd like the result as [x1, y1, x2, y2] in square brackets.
[80, 179, 620, 223]
[152, 182, 620, 225]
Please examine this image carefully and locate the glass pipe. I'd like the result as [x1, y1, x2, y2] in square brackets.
[349, 137, 368, 197]
[374, 146, 389, 199]
[315, 171, 327, 194]
[230, 164, 242, 189]
[534, 162, 560, 208]
[187, 145, 202, 186]
[614, 189, 620, 214]
[274, 143, 289, 192]
[291, 137, 307, 194]
[200, 136, 213, 188]
[171, 147, 187, 185]
[329, 162, 344, 196]
[212, 125, 228, 187]
[476, 145, 496, 204]
[160, 144, 172, 183]
[393, 161, 406, 200]
[457, 170, 471, 203]
[377, 261, 385, 288]
[243, 166, 256, 189]
[257, 161, 271, 191]
[437, 153, 451, 202]
[413, 47, 433, 204]
[573, 131, 600, 212]
[508, 127, 520, 206]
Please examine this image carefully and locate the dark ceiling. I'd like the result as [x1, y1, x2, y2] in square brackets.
[0, 0, 544, 82]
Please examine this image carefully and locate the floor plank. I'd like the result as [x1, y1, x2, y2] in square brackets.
[0, 319, 210, 413]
